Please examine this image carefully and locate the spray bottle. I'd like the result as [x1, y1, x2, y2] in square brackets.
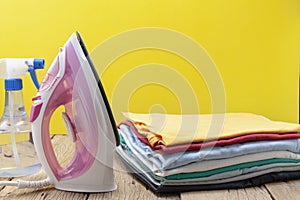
[0, 58, 44, 177]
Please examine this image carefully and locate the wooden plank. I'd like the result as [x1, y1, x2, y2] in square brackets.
[181, 187, 273, 200]
[265, 180, 300, 200]
[181, 189, 227, 199]
[88, 155, 180, 200]
[0, 135, 87, 199]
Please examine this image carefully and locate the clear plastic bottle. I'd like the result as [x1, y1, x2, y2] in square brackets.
[0, 79, 41, 177]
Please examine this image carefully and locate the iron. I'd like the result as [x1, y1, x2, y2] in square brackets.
[30, 32, 120, 192]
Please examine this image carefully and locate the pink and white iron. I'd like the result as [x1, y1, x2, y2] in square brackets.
[30, 32, 120, 192]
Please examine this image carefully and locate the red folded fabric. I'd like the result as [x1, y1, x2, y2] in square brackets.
[118, 120, 300, 154]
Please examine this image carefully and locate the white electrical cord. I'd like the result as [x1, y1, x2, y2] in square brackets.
[0, 177, 52, 188]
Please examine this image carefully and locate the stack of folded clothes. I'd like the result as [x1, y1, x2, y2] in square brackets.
[116, 112, 300, 193]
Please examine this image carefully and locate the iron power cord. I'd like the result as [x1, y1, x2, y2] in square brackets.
[0, 177, 52, 188]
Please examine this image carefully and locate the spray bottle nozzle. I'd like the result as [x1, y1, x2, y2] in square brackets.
[27, 59, 45, 89]
[33, 59, 44, 69]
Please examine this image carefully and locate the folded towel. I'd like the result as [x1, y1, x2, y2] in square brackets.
[123, 112, 300, 146]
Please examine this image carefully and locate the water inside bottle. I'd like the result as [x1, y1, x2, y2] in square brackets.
[0, 132, 41, 177]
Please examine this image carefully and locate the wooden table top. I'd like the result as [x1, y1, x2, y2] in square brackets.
[1, 135, 300, 200]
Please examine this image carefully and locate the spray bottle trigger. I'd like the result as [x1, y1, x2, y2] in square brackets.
[62, 112, 76, 142]
[28, 69, 40, 89]
[27, 59, 45, 89]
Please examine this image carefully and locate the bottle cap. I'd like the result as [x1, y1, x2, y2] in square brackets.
[4, 78, 23, 90]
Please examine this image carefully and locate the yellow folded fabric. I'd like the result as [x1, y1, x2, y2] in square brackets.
[123, 112, 300, 147]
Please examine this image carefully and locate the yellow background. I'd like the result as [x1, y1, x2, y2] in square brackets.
[0, 0, 299, 134]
